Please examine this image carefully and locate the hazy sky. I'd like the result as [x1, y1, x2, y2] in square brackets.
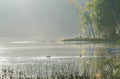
[0, 0, 87, 40]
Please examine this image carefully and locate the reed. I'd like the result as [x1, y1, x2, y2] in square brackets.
[0, 56, 119, 79]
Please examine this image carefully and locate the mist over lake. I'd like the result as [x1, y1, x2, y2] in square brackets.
[0, 0, 120, 79]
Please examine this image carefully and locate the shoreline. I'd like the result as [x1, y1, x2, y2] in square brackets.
[61, 38, 118, 43]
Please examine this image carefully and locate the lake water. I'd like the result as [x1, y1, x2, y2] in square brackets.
[0, 40, 119, 78]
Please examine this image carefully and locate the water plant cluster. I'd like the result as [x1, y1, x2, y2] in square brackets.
[0, 55, 119, 79]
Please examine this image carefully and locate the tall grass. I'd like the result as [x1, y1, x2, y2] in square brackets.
[0, 55, 119, 79]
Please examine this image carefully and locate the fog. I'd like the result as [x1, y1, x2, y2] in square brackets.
[0, 0, 87, 40]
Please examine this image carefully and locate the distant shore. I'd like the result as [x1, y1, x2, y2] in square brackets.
[61, 38, 118, 43]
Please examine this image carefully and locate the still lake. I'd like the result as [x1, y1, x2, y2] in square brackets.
[0, 40, 119, 78]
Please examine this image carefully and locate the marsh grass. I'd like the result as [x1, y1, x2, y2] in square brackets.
[0, 55, 119, 79]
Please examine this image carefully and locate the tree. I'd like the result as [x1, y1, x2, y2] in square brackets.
[68, 0, 95, 38]
[86, 0, 120, 38]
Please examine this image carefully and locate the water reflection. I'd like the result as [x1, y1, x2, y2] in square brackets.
[0, 42, 119, 79]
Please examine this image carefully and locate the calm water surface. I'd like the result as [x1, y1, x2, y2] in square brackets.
[0, 40, 119, 78]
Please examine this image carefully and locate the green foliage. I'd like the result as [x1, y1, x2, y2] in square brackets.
[117, 39, 120, 44]
[86, 0, 120, 38]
